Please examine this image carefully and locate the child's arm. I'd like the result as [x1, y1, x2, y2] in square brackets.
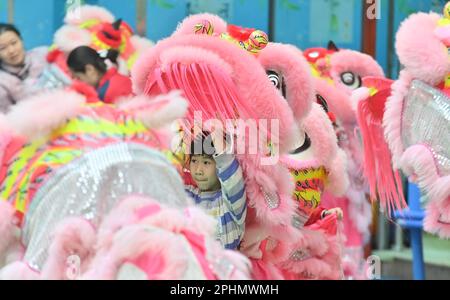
[214, 153, 247, 220]
[214, 152, 247, 249]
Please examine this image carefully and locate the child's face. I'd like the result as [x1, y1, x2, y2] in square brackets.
[70, 64, 102, 88]
[189, 155, 221, 192]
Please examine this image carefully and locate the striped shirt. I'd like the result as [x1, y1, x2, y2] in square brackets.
[185, 153, 247, 250]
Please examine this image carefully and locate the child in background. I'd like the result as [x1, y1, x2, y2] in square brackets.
[185, 131, 247, 250]
[67, 46, 132, 104]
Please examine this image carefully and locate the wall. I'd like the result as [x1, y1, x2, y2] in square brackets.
[0, 0, 447, 78]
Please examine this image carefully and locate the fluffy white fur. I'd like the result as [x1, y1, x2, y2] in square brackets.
[65, 5, 114, 25]
[53, 26, 92, 53]
[6, 90, 86, 140]
[118, 91, 188, 129]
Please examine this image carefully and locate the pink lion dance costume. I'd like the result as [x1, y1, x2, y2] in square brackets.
[36, 5, 153, 90]
[357, 3, 450, 239]
[303, 42, 385, 278]
[133, 13, 347, 279]
[0, 89, 251, 280]
[257, 43, 349, 279]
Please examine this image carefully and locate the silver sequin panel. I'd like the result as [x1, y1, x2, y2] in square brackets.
[23, 142, 188, 272]
[402, 80, 450, 176]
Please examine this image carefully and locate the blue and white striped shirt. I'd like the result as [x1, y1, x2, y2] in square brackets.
[186, 153, 247, 250]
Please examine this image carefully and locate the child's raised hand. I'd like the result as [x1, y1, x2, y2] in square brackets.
[210, 129, 227, 154]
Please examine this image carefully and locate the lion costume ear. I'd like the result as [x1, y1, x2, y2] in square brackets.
[327, 40, 339, 52]
[172, 13, 228, 37]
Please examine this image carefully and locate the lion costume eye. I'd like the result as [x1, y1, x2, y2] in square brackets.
[267, 70, 287, 98]
[267, 72, 281, 89]
[340, 72, 362, 89]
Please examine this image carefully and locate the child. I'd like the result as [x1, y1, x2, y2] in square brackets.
[185, 132, 247, 250]
[67, 46, 132, 104]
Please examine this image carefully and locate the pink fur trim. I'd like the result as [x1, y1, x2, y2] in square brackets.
[6, 90, 86, 140]
[240, 158, 297, 227]
[173, 13, 228, 37]
[302, 103, 338, 167]
[87, 225, 189, 280]
[184, 207, 218, 238]
[383, 71, 414, 168]
[41, 218, 96, 280]
[330, 50, 385, 91]
[130, 35, 155, 53]
[131, 33, 297, 153]
[351, 87, 371, 112]
[159, 45, 234, 76]
[95, 196, 157, 250]
[326, 149, 350, 197]
[65, 5, 114, 25]
[424, 199, 450, 239]
[258, 43, 314, 122]
[118, 91, 188, 129]
[280, 156, 321, 171]
[53, 26, 92, 53]
[400, 145, 450, 204]
[0, 261, 41, 280]
[205, 241, 251, 280]
[395, 12, 449, 85]
[314, 77, 355, 125]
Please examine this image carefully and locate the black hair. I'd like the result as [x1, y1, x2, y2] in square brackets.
[67, 46, 119, 74]
[0, 23, 21, 39]
[190, 132, 216, 157]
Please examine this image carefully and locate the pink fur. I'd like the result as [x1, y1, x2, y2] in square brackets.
[65, 5, 114, 25]
[159, 46, 234, 77]
[184, 206, 219, 238]
[327, 149, 350, 197]
[131, 30, 298, 154]
[85, 226, 189, 280]
[280, 157, 321, 171]
[258, 43, 314, 122]
[6, 90, 86, 140]
[205, 240, 251, 280]
[250, 259, 285, 280]
[383, 71, 414, 169]
[118, 91, 188, 129]
[0, 261, 40, 280]
[130, 36, 155, 54]
[173, 13, 228, 37]
[95, 196, 156, 250]
[301, 103, 338, 167]
[395, 13, 449, 85]
[400, 145, 450, 204]
[314, 77, 355, 125]
[351, 87, 371, 111]
[41, 218, 96, 280]
[434, 25, 450, 46]
[329, 50, 385, 93]
[424, 200, 450, 239]
[54, 26, 92, 53]
[240, 157, 297, 227]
